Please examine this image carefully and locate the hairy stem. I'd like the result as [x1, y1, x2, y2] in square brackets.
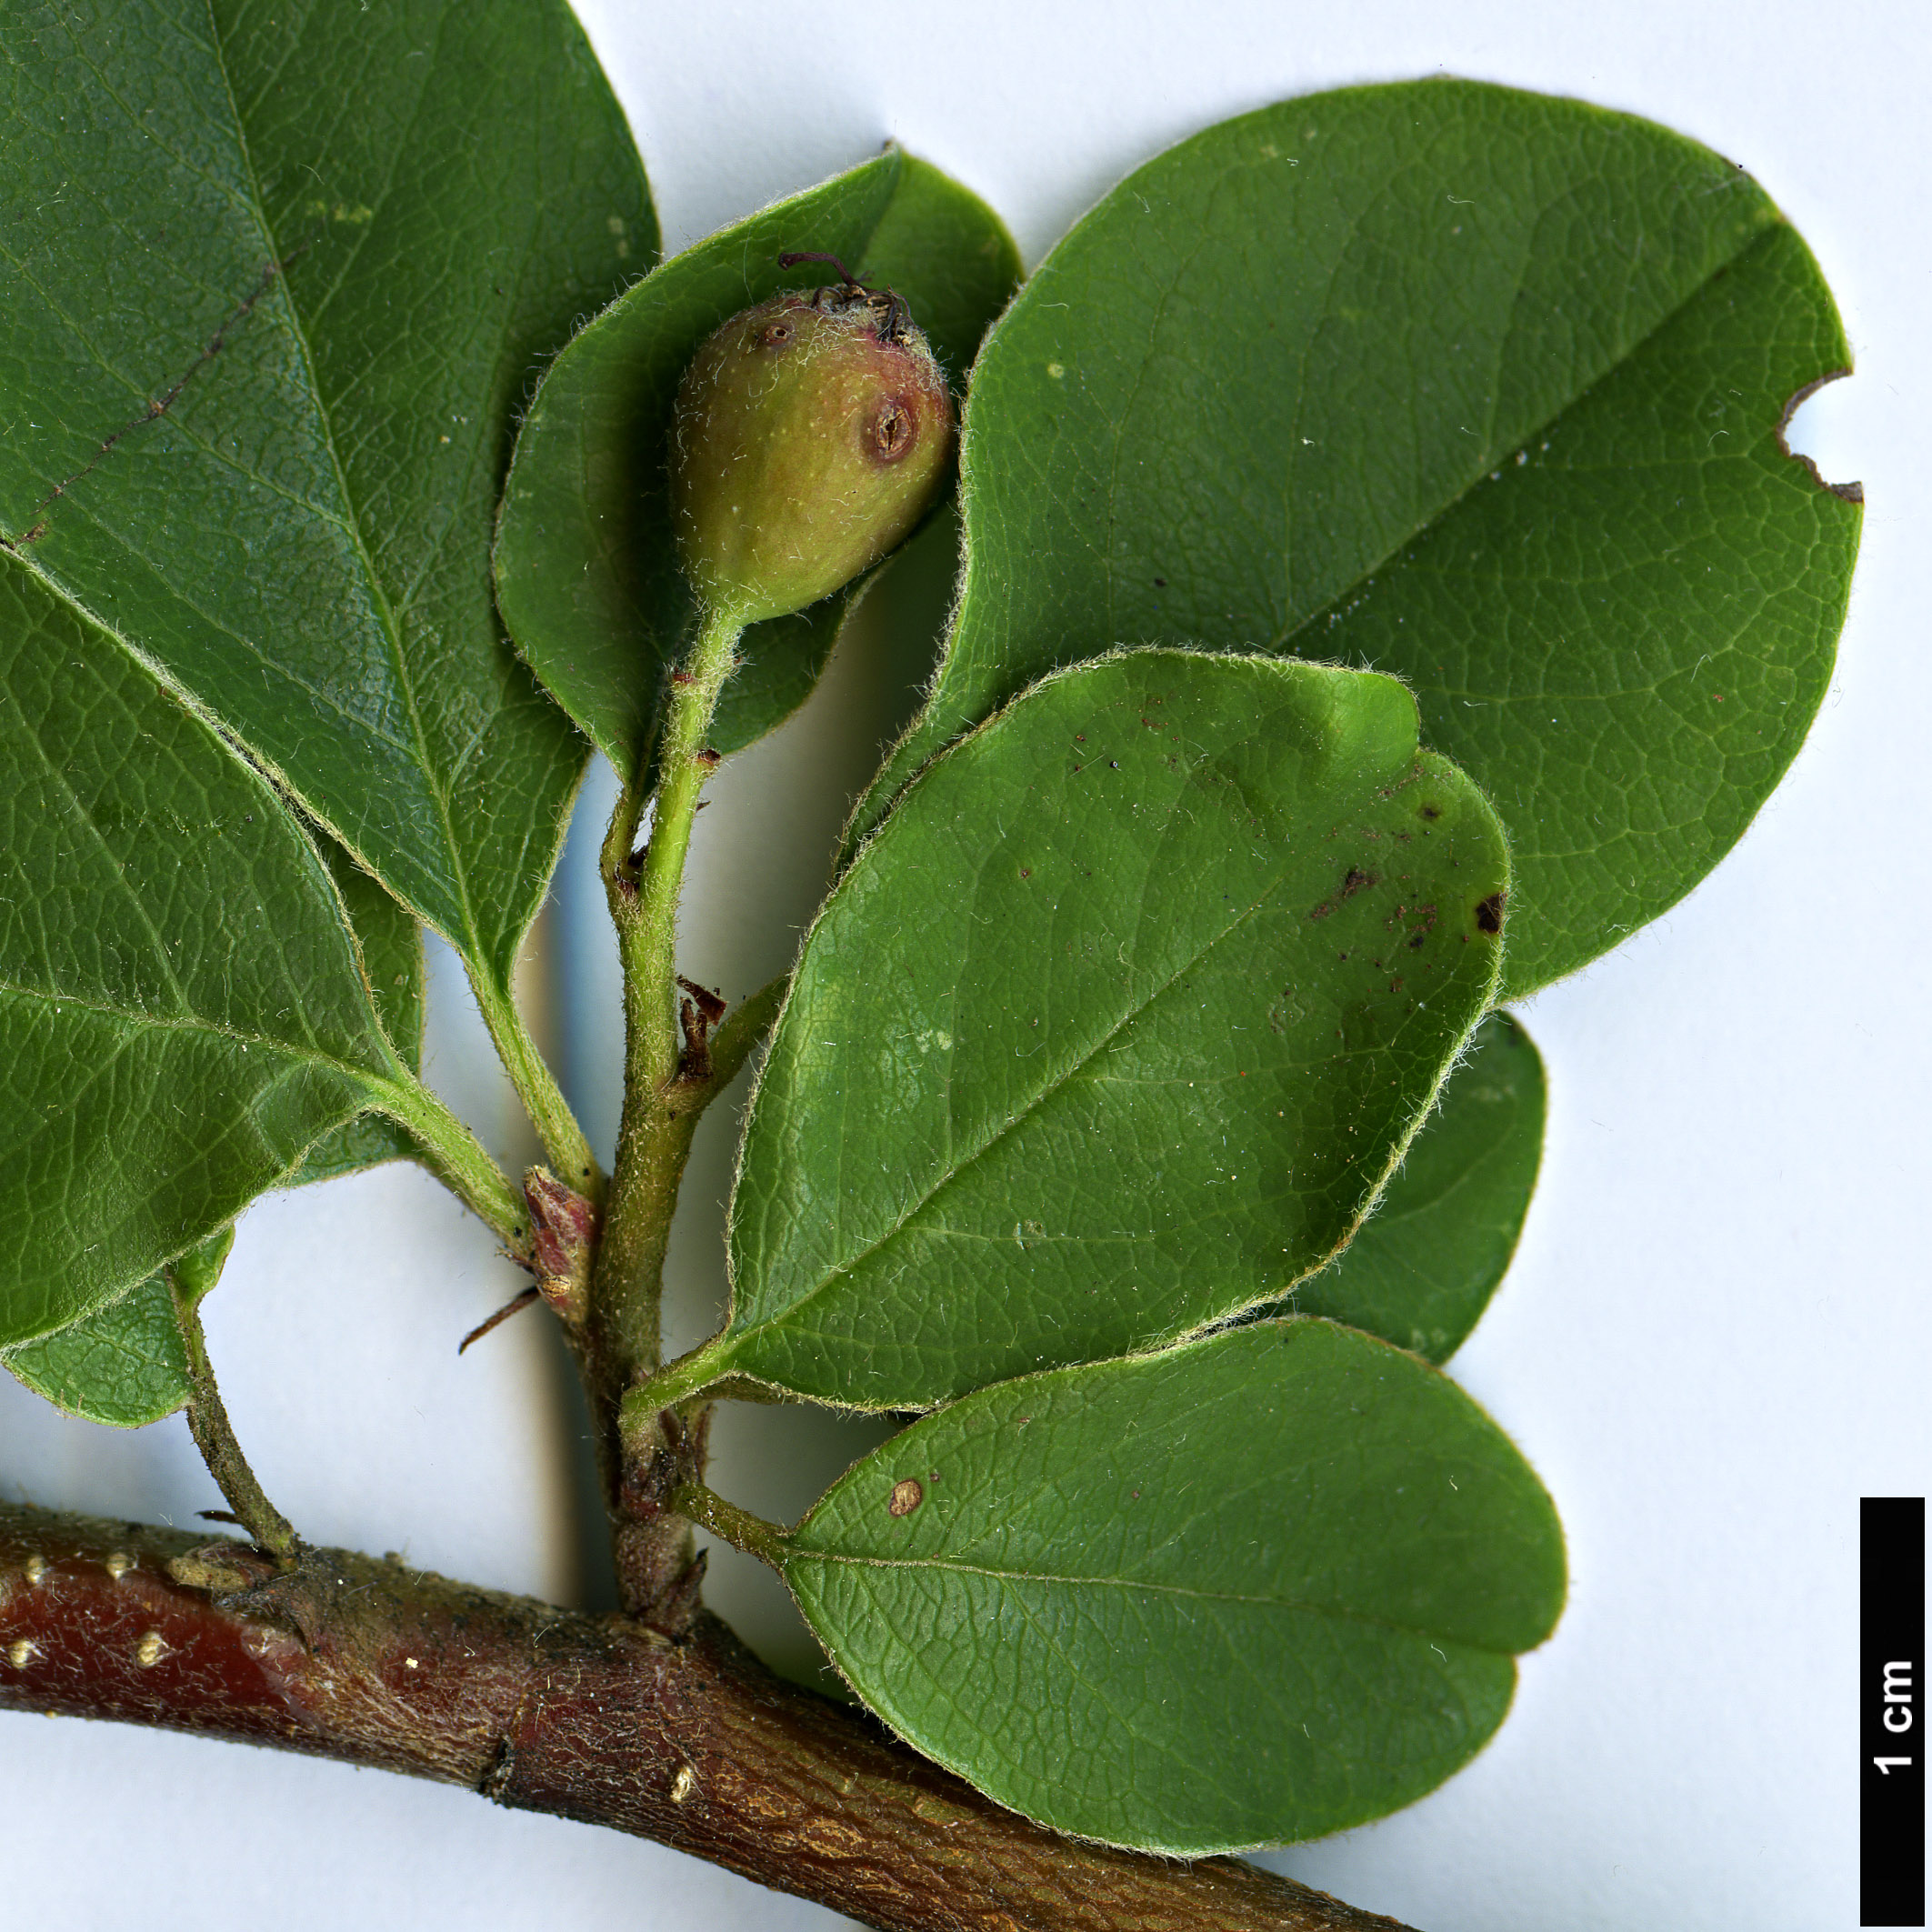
[167, 1272, 297, 1560]
[0, 1504, 1415, 1932]
[470, 964, 602, 1199]
[670, 1483, 789, 1567]
[577, 603, 749, 1616]
[371, 1073, 531, 1256]
[706, 970, 788, 1091]
[626, 605, 747, 1097]
[595, 603, 746, 1392]
[623, 1332, 736, 1446]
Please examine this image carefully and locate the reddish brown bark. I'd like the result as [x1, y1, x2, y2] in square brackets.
[0, 1502, 1416, 1932]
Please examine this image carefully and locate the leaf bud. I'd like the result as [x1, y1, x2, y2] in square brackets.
[671, 261, 954, 623]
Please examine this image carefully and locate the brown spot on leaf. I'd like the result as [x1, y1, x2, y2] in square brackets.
[1475, 891, 1505, 935]
[887, 1478, 924, 1518]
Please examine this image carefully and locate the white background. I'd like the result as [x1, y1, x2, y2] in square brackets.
[3, 3, 1927, 1927]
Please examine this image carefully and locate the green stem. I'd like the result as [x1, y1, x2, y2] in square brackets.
[621, 1332, 736, 1446]
[670, 1482, 790, 1570]
[570, 603, 750, 1619]
[370, 1073, 530, 1255]
[470, 965, 601, 1199]
[603, 976, 786, 1468]
[706, 971, 788, 1091]
[168, 1255, 297, 1562]
[593, 603, 746, 1391]
[626, 604, 747, 1101]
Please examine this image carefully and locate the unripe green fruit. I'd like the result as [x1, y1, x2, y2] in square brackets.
[671, 280, 954, 623]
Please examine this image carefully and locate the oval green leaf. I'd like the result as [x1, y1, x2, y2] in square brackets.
[785, 1318, 1566, 1853]
[495, 150, 1020, 774]
[2, 1227, 232, 1428]
[707, 650, 1507, 1411]
[1288, 1010, 1545, 1361]
[0, 553, 404, 1346]
[854, 81, 1860, 995]
[0, 0, 650, 1004]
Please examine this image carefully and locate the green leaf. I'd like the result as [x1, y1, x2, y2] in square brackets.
[1288, 1010, 1545, 1361]
[495, 150, 1019, 776]
[0, 0, 651, 1004]
[2, 1273, 189, 1428]
[709, 650, 1507, 1411]
[2, 1226, 231, 1428]
[855, 80, 1860, 995]
[0, 551, 405, 1346]
[169, 1221, 236, 1323]
[321, 846, 425, 1071]
[280, 1096, 417, 1190]
[281, 843, 426, 1188]
[785, 1317, 1566, 1853]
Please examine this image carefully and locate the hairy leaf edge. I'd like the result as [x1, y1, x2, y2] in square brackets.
[679, 646, 1510, 1416]
[774, 1314, 1565, 1857]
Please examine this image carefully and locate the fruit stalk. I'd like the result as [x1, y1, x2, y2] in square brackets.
[582, 266, 960, 1617]
[589, 601, 743, 1402]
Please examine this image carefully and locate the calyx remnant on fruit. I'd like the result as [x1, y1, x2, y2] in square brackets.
[671, 255, 954, 624]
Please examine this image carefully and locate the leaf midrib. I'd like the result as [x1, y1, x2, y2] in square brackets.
[789, 1546, 1514, 1656]
[196, 0, 486, 965]
[0, 975, 393, 1090]
[734, 724, 1298, 1344]
[52, 494, 425, 759]
[13, 14, 462, 925]
[1266, 216, 1787, 660]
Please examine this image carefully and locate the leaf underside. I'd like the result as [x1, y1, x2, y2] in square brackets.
[719, 650, 1507, 1411]
[787, 1318, 1566, 1853]
[0, 554, 397, 1347]
[0, 0, 651, 999]
[283, 842, 427, 1187]
[854, 79, 1861, 995]
[496, 148, 1020, 777]
[2, 1271, 191, 1427]
[2, 1222, 234, 1428]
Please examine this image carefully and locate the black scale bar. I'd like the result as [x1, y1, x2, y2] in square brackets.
[1864, 1497, 1925, 1927]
